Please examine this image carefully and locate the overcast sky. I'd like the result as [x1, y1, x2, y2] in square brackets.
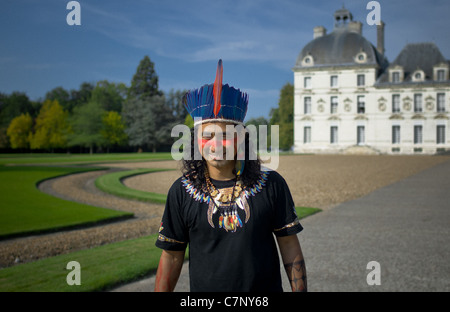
[1, 0, 449, 119]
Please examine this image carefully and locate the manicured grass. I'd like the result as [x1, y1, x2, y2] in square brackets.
[95, 168, 174, 204]
[0, 166, 133, 239]
[295, 206, 321, 219]
[0, 155, 322, 292]
[0, 234, 163, 292]
[0, 152, 173, 166]
[0, 207, 320, 292]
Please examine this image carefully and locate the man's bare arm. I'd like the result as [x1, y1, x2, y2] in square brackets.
[277, 234, 307, 292]
[154, 249, 185, 292]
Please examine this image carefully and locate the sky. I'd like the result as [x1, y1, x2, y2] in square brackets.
[1, 0, 449, 120]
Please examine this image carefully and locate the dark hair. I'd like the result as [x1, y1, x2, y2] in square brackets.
[182, 125, 262, 190]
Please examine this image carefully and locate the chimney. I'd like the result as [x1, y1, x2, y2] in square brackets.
[377, 21, 385, 55]
[313, 26, 327, 39]
[348, 21, 362, 35]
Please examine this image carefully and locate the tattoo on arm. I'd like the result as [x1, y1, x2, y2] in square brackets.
[284, 259, 307, 292]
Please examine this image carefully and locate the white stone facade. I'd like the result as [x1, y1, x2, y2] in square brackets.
[293, 10, 450, 155]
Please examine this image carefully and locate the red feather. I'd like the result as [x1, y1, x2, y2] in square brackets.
[213, 59, 223, 117]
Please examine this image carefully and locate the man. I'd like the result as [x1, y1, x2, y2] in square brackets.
[155, 60, 306, 292]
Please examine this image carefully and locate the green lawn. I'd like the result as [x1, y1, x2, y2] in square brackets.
[0, 234, 164, 292]
[95, 168, 174, 204]
[0, 153, 321, 292]
[0, 165, 132, 238]
[0, 207, 319, 292]
[0, 152, 173, 166]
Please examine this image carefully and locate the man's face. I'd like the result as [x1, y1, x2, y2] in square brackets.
[197, 122, 238, 168]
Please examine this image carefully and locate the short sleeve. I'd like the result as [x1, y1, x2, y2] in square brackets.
[155, 178, 189, 251]
[270, 171, 303, 237]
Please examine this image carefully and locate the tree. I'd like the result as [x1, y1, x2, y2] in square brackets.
[91, 80, 128, 112]
[0, 92, 35, 128]
[70, 82, 95, 110]
[6, 113, 33, 149]
[68, 100, 107, 154]
[122, 95, 175, 152]
[128, 55, 162, 99]
[30, 100, 71, 150]
[270, 83, 294, 150]
[246, 116, 270, 152]
[166, 89, 188, 124]
[101, 111, 128, 151]
[184, 114, 194, 129]
[45, 87, 71, 112]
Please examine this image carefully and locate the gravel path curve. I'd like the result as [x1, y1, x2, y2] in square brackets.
[1, 155, 448, 269]
[0, 162, 178, 268]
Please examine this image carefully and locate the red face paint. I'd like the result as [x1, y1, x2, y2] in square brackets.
[198, 125, 238, 160]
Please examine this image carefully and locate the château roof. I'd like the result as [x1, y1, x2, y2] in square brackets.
[376, 43, 449, 84]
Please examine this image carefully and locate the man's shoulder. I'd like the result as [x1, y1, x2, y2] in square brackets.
[261, 168, 286, 184]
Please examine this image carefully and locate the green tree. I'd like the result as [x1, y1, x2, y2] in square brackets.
[69, 100, 107, 154]
[0, 92, 35, 127]
[6, 113, 33, 149]
[69, 82, 95, 110]
[246, 116, 270, 152]
[0, 92, 35, 148]
[128, 55, 162, 99]
[270, 83, 294, 150]
[91, 80, 128, 112]
[101, 111, 128, 151]
[122, 95, 175, 152]
[30, 100, 71, 150]
[166, 89, 188, 124]
[45, 87, 71, 112]
[184, 114, 194, 129]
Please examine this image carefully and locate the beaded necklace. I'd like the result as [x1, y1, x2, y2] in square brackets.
[204, 168, 245, 232]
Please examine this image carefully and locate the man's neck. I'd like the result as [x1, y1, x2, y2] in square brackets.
[206, 161, 236, 181]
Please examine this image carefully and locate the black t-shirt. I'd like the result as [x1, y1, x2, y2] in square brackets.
[155, 169, 303, 292]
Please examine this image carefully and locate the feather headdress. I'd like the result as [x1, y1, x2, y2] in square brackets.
[183, 59, 249, 126]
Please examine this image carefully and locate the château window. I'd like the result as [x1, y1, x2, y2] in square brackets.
[355, 52, 367, 64]
[357, 74, 365, 87]
[392, 125, 401, 144]
[392, 94, 400, 113]
[330, 96, 338, 114]
[357, 96, 365, 114]
[304, 97, 311, 114]
[412, 70, 425, 82]
[392, 72, 400, 83]
[437, 69, 446, 81]
[437, 125, 446, 144]
[437, 93, 445, 112]
[414, 94, 422, 113]
[303, 126, 311, 143]
[304, 77, 311, 89]
[357, 126, 365, 145]
[330, 75, 338, 88]
[414, 125, 423, 144]
[330, 126, 338, 144]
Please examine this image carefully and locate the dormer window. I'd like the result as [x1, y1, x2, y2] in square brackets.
[389, 66, 404, 83]
[433, 63, 449, 81]
[355, 52, 367, 64]
[412, 69, 425, 82]
[302, 55, 314, 67]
